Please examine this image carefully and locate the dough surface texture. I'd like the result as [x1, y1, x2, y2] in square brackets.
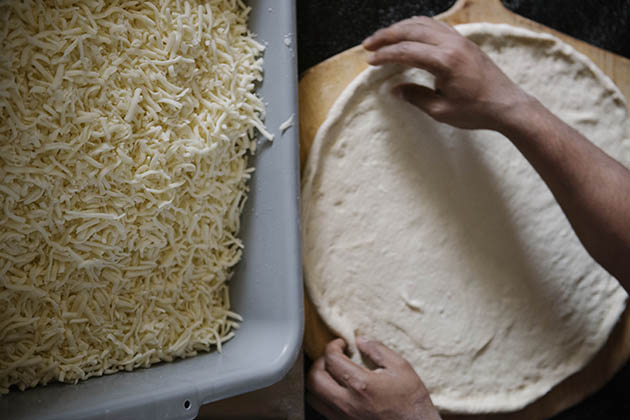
[301, 23, 630, 413]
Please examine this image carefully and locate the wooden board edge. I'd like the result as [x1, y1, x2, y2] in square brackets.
[299, 46, 368, 172]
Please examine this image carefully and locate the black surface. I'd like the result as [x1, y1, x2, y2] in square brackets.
[297, 1, 630, 419]
[297, 0, 630, 74]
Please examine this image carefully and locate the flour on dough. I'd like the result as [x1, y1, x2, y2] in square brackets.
[302, 23, 630, 414]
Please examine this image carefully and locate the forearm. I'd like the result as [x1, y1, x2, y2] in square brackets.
[363, 16, 630, 288]
[498, 97, 630, 289]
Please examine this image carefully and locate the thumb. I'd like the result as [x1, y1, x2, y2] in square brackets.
[393, 83, 446, 117]
[356, 336, 406, 369]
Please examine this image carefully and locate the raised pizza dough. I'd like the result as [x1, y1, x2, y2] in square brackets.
[302, 23, 630, 413]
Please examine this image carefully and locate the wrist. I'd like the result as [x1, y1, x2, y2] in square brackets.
[492, 92, 547, 138]
[410, 393, 442, 420]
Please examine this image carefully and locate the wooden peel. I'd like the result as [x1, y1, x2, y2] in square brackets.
[299, 0, 630, 418]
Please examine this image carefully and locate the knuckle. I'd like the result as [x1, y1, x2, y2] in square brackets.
[325, 353, 345, 371]
[324, 340, 338, 355]
[440, 49, 460, 67]
[409, 26, 427, 40]
[396, 42, 414, 60]
[375, 29, 389, 41]
[381, 29, 400, 44]
[350, 378, 369, 394]
[428, 102, 448, 118]
[323, 352, 336, 369]
[364, 341, 381, 357]
[453, 37, 472, 52]
[392, 25, 409, 38]
[373, 27, 387, 37]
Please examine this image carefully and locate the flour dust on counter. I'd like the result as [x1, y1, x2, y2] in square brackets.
[0, 0, 269, 394]
[302, 23, 630, 414]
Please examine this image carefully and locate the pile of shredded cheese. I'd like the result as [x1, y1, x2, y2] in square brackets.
[0, 0, 270, 393]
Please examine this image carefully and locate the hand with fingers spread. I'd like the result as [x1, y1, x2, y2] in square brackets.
[363, 16, 534, 131]
[307, 337, 441, 420]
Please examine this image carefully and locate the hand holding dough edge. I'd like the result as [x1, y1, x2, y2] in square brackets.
[363, 16, 535, 131]
[307, 337, 442, 420]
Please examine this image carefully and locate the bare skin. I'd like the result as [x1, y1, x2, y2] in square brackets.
[307, 338, 441, 420]
[307, 15, 630, 420]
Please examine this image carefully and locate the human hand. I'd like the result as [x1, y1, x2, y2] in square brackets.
[306, 337, 441, 420]
[363, 16, 536, 131]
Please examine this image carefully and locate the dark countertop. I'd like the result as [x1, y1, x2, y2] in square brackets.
[297, 0, 630, 74]
[297, 1, 630, 419]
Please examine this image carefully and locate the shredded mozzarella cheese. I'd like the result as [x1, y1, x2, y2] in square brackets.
[0, 0, 267, 393]
[279, 113, 295, 134]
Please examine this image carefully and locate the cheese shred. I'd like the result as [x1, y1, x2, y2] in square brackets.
[0, 0, 268, 393]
